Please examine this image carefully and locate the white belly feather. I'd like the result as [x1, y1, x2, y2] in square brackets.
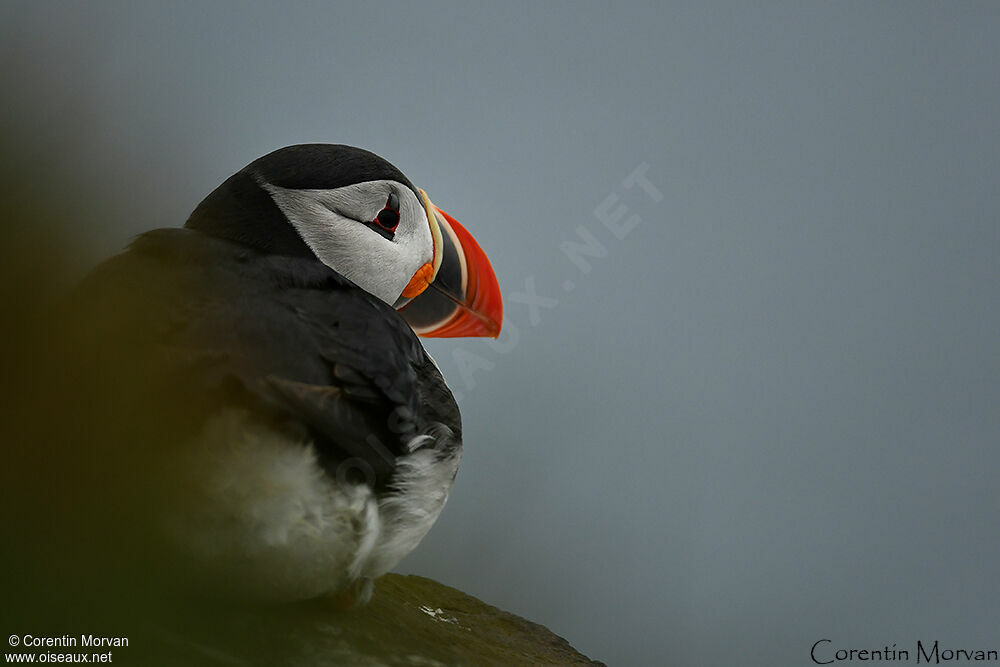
[163, 410, 459, 602]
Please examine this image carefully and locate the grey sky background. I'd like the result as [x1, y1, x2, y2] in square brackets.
[4, 2, 998, 664]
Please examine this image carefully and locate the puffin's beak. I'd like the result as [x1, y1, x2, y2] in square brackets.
[395, 190, 502, 338]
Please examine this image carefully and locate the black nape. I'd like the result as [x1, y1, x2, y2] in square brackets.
[252, 144, 418, 197]
[185, 170, 315, 258]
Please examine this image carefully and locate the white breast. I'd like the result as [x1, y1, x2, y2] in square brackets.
[161, 409, 459, 602]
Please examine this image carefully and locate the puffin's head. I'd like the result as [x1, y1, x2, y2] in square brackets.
[186, 144, 501, 337]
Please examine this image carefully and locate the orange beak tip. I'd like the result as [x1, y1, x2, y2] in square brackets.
[435, 210, 503, 339]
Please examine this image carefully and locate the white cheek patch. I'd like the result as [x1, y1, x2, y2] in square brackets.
[261, 179, 434, 305]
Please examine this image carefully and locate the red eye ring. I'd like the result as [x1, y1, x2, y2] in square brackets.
[369, 193, 400, 239]
[375, 208, 399, 232]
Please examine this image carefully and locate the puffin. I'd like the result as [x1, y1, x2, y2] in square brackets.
[70, 144, 502, 605]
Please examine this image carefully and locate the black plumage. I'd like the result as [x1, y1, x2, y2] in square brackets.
[73, 226, 461, 489]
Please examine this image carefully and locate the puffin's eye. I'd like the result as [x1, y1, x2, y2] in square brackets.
[369, 193, 400, 240]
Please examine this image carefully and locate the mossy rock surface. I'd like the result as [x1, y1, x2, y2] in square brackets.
[123, 574, 602, 666]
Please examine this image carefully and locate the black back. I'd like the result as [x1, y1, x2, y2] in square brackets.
[71, 228, 461, 488]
